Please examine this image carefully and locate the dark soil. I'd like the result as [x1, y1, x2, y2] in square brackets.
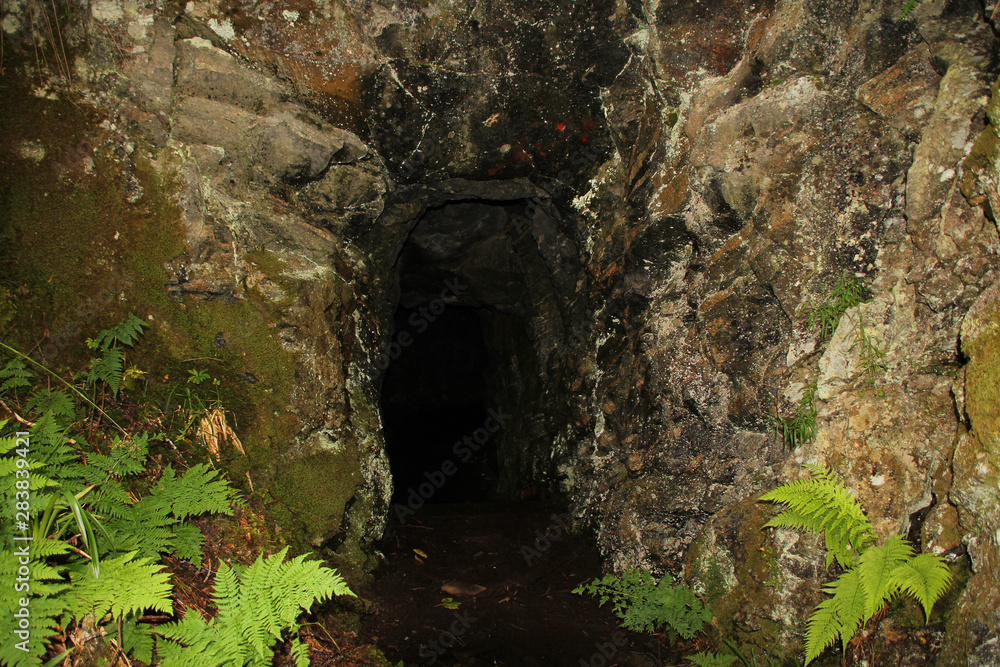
[358, 501, 677, 667]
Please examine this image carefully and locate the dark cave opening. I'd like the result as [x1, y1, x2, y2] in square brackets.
[380, 303, 500, 506]
[376, 191, 587, 513]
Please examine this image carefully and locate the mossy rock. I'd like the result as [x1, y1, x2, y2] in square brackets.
[684, 495, 820, 664]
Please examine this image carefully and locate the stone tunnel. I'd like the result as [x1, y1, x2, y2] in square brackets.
[2, 0, 1000, 662]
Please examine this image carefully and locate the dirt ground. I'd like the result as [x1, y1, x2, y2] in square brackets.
[357, 501, 686, 667]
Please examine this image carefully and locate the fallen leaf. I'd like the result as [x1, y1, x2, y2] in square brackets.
[441, 581, 486, 596]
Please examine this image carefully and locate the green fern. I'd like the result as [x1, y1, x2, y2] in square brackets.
[1, 330, 354, 666]
[900, 0, 922, 17]
[64, 551, 173, 620]
[574, 568, 713, 641]
[806, 274, 868, 340]
[88, 312, 147, 354]
[154, 548, 355, 667]
[760, 467, 952, 665]
[0, 355, 35, 394]
[760, 465, 875, 568]
[84, 313, 147, 396]
[0, 410, 240, 664]
[687, 651, 738, 667]
[772, 381, 818, 450]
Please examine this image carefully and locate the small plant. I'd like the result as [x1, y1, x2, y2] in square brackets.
[806, 273, 868, 341]
[687, 651, 738, 666]
[759, 466, 952, 665]
[0, 320, 351, 665]
[153, 548, 352, 667]
[850, 310, 887, 389]
[771, 381, 818, 450]
[574, 568, 713, 643]
[900, 0, 922, 17]
[83, 312, 147, 397]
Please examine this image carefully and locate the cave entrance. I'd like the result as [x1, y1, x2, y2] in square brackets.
[373, 188, 591, 511]
[363, 189, 621, 664]
[379, 303, 499, 505]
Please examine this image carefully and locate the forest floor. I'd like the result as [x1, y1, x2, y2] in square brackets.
[356, 501, 689, 667]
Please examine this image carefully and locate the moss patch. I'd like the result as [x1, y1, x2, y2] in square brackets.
[0, 79, 300, 510]
[685, 496, 805, 662]
[961, 297, 1000, 462]
[272, 444, 363, 549]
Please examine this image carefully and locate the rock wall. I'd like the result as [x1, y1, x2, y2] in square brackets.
[2, 0, 999, 660]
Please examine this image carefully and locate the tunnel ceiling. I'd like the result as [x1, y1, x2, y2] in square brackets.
[396, 201, 527, 313]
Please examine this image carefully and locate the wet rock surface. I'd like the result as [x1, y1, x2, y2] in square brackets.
[3, 0, 1000, 661]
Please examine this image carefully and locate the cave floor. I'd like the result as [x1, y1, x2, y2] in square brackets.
[358, 501, 687, 666]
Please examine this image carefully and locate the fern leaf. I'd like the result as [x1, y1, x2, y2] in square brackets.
[857, 534, 912, 617]
[148, 464, 237, 520]
[156, 548, 352, 666]
[900, 0, 922, 17]
[25, 389, 75, 423]
[88, 347, 124, 396]
[118, 614, 156, 665]
[890, 552, 952, 622]
[761, 468, 874, 568]
[88, 433, 149, 477]
[0, 551, 70, 667]
[171, 523, 206, 565]
[0, 595, 69, 667]
[0, 356, 35, 393]
[91, 313, 147, 352]
[826, 568, 867, 650]
[803, 597, 841, 665]
[687, 652, 737, 667]
[66, 551, 172, 620]
[290, 637, 311, 667]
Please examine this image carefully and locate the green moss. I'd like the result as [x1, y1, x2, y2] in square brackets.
[0, 81, 188, 358]
[685, 498, 797, 662]
[962, 306, 1000, 460]
[272, 444, 363, 549]
[0, 78, 300, 491]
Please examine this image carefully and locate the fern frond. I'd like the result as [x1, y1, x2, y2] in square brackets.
[66, 551, 172, 620]
[171, 523, 206, 565]
[803, 596, 841, 665]
[87, 347, 125, 396]
[574, 568, 711, 640]
[117, 614, 156, 665]
[290, 637, 311, 667]
[0, 595, 69, 666]
[154, 548, 353, 666]
[900, 0, 922, 17]
[0, 551, 70, 667]
[0, 355, 35, 394]
[890, 552, 952, 622]
[687, 651, 738, 667]
[857, 534, 912, 617]
[147, 464, 238, 520]
[90, 313, 147, 353]
[87, 433, 150, 478]
[26, 389, 75, 423]
[825, 568, 867, 651]
[760, 468, 874, 567]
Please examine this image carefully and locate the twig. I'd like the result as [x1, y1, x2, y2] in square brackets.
[0, 341, 128, 435]
[0, 397, 79, 444]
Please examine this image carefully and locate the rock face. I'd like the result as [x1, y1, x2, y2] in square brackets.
[3, 0, 1000, 660]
